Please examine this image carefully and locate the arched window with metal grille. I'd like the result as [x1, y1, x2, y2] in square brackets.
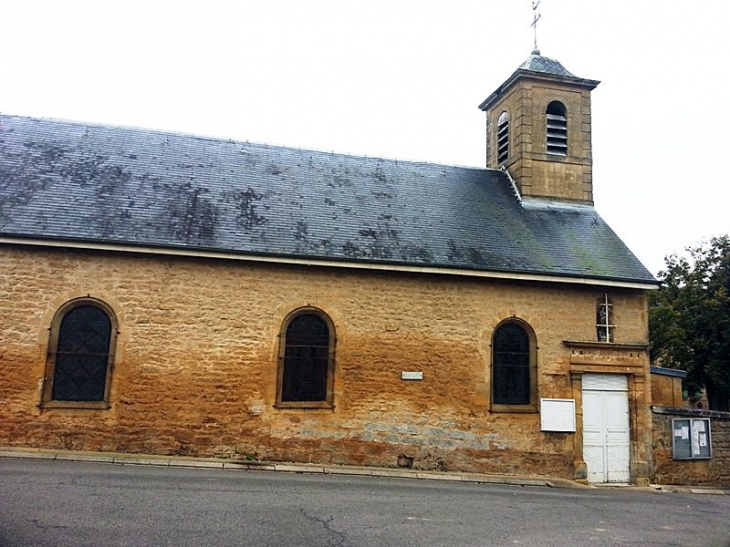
[277, 309, 335, 408]
[491, 320, 537, 410]
[42, 299, 117, 408]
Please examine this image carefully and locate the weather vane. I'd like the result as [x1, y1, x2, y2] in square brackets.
[531, 1, 541, 53]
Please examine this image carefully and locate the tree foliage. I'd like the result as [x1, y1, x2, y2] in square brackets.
[649, 235, 730, 411]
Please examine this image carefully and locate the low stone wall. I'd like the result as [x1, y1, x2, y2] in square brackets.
[652, 406, 730, 486]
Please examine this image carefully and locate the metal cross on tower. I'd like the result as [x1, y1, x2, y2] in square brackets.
[531, 1, 541, 53]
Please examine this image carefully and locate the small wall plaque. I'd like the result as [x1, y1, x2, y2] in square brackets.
[401, 371, 423, 381]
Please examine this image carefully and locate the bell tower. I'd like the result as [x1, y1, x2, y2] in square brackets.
[479, 50, 600, 203]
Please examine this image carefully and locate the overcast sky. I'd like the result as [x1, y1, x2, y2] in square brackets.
[3, 0, 728, 275]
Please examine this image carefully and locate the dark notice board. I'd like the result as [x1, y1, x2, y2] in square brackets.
[672, 418, 711, 460]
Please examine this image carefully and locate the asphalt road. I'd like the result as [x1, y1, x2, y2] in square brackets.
[1, 458, 729, 547]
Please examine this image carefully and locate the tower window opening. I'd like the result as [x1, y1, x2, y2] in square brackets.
[497, 111, 510, 164]
[546, 101, 567, 155]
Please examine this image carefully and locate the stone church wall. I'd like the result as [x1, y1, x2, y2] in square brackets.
[0, 245, 650, 479]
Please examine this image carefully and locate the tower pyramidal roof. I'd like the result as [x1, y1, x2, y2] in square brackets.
[479, 50, 599, 111]
[518, 48, 576, 77]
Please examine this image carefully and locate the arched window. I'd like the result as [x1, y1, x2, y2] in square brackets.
[277, 309, 335, 408]
[491, 321, 537, 409]
[497, 111, 510, 164]
[546, 101, 568, 155]
[42, 299, 117, 408]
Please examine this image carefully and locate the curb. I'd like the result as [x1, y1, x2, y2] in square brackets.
[2, 448, 726, 494]
[0, 448, 568, 488]
[647, 485, 730, 495]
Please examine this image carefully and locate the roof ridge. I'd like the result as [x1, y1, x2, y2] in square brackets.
[1, 113, 491, 174]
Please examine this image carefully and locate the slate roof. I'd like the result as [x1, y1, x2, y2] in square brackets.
[518, 49, 576, 77]
[0, 115, 656, 285]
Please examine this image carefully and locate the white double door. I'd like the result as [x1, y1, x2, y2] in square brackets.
[582, 374, 630, 483]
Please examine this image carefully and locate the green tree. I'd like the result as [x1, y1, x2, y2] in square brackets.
[649, 235, 730, 411]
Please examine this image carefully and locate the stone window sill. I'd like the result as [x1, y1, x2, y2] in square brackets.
[274, 401, 334, 410]
[490, 404, 538, 414]
[41, 400, 111, 410]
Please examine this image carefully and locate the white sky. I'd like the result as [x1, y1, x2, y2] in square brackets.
[3, 0, 728, 275]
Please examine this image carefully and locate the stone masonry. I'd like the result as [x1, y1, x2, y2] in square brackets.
[487, 82, 594, 203]
[0, 245, 652, 479]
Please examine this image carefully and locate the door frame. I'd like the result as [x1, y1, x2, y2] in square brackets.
[581, 374, 630, 483]
[569, 369, 648, 485]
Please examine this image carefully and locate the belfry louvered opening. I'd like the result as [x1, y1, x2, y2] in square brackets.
[497, 111, 509, 164]
[546, 101, 568, 155]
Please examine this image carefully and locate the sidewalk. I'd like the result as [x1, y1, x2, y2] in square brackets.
[1, 447, 727, 494]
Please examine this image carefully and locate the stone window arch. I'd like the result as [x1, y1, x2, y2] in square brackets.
[276, 308, 336, 409]
[42, 298, 118, 409]
[491, 319, 538, 411]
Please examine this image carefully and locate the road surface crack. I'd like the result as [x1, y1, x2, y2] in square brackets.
[30, 518, 70, 531]
[299, 508, 346, 547]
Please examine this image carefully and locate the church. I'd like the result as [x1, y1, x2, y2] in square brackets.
[0, 49, 658, 484]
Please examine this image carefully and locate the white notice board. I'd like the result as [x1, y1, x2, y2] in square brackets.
[540, 399, 576, 432]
